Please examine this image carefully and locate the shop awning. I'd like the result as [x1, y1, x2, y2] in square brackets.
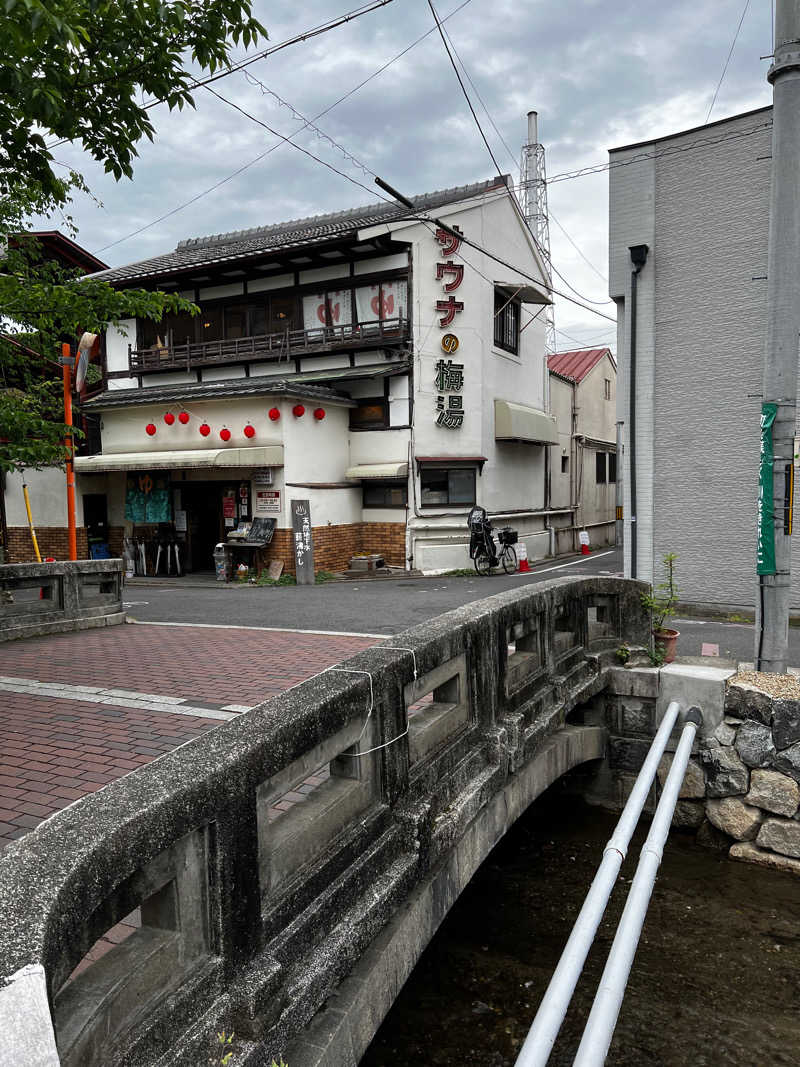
[344, 462, 408, 480]
[494, 400, 559, 444]
[75, 445, 284, 473]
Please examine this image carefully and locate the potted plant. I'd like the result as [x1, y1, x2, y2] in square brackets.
[640, 552, 680, 664]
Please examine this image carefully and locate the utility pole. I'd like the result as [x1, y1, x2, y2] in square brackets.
[756, 0, 800, 672]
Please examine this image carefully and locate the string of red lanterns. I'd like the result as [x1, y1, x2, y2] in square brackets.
[143, 405, 325, 437]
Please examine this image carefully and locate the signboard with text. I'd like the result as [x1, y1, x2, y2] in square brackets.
[291, 498, 315, 585]
[255, 490, 281, 514]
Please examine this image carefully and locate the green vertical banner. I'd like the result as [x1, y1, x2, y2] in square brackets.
[757, 402, 778, 575]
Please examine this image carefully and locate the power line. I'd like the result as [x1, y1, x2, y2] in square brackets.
[46, 0, 395, 151]
[425, 0, 504, 178]
[97, 0, 476, 253]
[706, 0, 752, 124]
[438, 23, 519, 171]
[549, 211, 607, 282]
[194, 84, 617, 323]
[546, 116, 773, 184]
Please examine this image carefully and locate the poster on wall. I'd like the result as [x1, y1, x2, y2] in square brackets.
[125, 473, 171, 523]
[222, 492, 236, 519]
[291, 498, 315, 585]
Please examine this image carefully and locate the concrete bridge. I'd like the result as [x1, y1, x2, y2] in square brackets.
[0, 576, 652, 1067]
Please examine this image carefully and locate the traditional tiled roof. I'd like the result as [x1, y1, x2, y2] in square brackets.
[547, 348, 614, 383]
[83, 377, 355, 410]
[91, 176, 511, 286]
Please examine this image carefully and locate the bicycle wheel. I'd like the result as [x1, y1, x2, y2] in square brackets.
[474, 548, 492, 576]
[502, 545, 517, 574]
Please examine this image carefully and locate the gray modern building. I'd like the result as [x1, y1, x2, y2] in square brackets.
[606, 105, 800, 610]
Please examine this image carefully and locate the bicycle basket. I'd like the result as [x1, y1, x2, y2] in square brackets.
[498, 526, 518, 545]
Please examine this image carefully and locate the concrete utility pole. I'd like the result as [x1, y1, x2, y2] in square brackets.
[756, 0, 800, 673]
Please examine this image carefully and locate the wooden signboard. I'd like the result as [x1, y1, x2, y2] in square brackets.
[291, 499, 315, 585]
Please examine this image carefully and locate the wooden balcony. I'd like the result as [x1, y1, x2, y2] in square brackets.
[128, 317, 411, 374]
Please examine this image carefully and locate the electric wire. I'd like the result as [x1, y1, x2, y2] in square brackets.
[96, 0, 476, 253]
[546, 116, 773, 184]
[425, 0, 505, 178]
[421, 3, 612, 311]
[45, 0, 395, 150]
[706, 0, 752, 124]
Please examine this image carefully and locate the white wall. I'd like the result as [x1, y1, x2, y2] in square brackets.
[5, 468, 77, 527]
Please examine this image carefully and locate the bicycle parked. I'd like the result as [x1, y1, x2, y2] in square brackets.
[467, 506, 518, 576]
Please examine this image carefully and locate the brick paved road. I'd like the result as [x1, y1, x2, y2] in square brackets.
[0, 623, 375, 848]
[0, 623, 376, 707]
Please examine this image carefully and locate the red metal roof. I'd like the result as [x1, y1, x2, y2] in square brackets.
[547, 348, 613, 383]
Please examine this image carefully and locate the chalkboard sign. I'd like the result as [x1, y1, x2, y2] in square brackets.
[291, 499, 315, 585]
[249, 517, 276, 544]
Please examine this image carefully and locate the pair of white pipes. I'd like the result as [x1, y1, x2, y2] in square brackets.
[515, 701, 703, 1067]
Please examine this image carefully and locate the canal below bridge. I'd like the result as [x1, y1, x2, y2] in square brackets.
[362, 788, 800, 1067]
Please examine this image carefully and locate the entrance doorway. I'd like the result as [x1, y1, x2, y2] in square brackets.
[180, 482, 227, 572]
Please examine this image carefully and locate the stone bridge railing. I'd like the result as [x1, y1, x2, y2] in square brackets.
[0, 576, 649, 1067]
[0, 559, 124, 642]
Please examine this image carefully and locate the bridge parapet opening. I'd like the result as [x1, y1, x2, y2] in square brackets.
[0, 575, 651, 1067]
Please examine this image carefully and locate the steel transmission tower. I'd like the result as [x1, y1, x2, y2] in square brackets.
[520, 110, 556, 353]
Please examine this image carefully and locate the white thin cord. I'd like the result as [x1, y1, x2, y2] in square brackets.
[326, 666, 375, 739]
[340, 725, 410, 758]
[378, 646, 418, 678]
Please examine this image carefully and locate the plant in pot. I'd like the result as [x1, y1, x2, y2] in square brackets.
[640, 552, 680, 664]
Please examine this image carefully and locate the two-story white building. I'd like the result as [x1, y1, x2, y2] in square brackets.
[76, 176, 559, 575]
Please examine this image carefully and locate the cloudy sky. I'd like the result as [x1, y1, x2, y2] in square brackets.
[49, 0, 775, 350]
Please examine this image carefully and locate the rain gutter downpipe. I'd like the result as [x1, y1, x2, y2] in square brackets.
[573, 706, 703, 1066]
[514, 699, 684, 1067]
[628, 244, 649, 579]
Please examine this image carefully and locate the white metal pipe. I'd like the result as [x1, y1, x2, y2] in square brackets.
[514, 700, 683, 1067]
[572, 706, 703, 1067]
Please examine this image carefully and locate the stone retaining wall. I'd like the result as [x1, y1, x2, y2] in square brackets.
[700, 679, 800, 872]
[580, 664, 800, 874]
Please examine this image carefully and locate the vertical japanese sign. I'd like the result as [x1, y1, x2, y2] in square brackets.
[433, 225, 465, 430]
[757, 403, 777, 576]
[291, 498, 315, 585]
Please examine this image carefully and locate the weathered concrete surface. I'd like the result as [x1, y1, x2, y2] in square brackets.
[283, 726, 606, 1067]
[0, 576, 649, 1067]
[657, 663, 734, 739]
[0, 559, 123, 642]
[0, 965, 59, 1067]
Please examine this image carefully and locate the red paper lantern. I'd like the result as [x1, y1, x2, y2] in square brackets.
[220, 427, 231, 442]
[145, 423, 157, 436]
[313, 407, 326, 421]
[292, 404, 305, 418]
[243, 424, 256, 439]
[178, 411, 190, 425]
[268, 407, 281, 421]
[164, 412, 175, 425]
[199, 423, 211, 437]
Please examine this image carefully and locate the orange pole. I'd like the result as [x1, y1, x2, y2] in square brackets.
[62, 342, 77, 561]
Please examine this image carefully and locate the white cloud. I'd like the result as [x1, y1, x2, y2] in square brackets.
[41, 0, 775, 350]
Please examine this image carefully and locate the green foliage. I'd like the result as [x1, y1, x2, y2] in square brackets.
[209, 1029, 235, 1066]
[0, 0, 266, 473]
[615, 643, 631, 664]
[442, 568, 477, 577]
[640, 552, 679, 634]
[0, 225, 198, 473]
[0, 0, 266, 201]
[314, 570, 337, 584]
[255, 570, 297, 587]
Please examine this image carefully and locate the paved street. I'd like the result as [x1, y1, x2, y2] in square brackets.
[123, 549, 624, 633]
[0, 625, 374, 848]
